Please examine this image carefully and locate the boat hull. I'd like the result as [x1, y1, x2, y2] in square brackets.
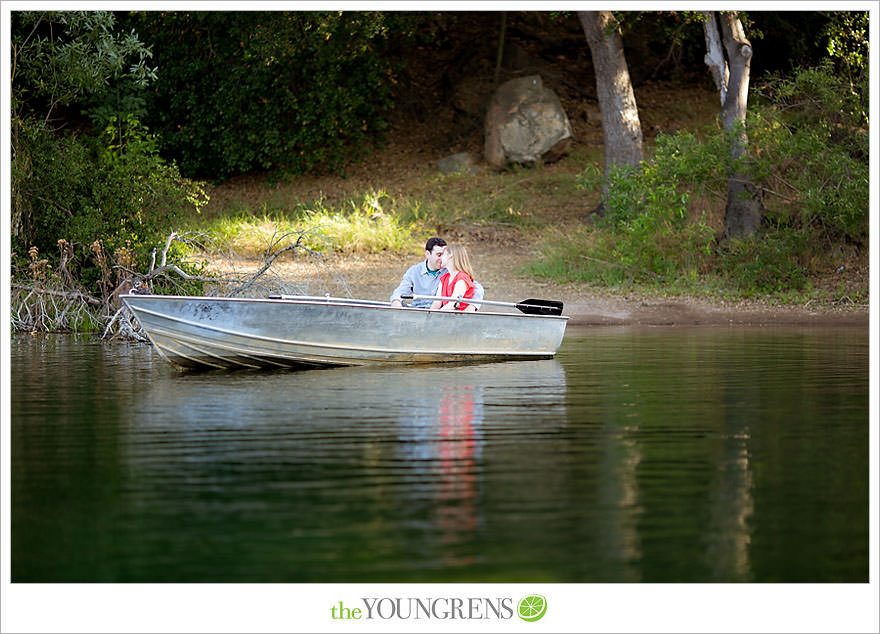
[122, 295, 568, 371]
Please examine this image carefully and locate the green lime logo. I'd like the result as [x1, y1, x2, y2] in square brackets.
[517, 594, 547, 622]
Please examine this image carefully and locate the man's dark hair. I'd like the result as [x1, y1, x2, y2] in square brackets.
[425, 237, 447, 252]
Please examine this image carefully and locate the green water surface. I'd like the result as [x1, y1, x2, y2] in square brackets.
[10, 327, 868, 582]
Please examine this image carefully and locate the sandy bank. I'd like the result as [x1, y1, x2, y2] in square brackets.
[563, 297, 868, 328]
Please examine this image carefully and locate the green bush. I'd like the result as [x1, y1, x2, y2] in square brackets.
[532, 61, 866, 299]
[11, 115, 208, 293]
[572, 134, 718, 285]
[10, 11, 209, 299]
[13, 115, 207, 251]
[126, 12, 427, 179]
[752, 59, 868, 244]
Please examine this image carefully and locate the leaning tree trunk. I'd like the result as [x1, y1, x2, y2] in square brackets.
[703, 11, 762, 240]
[578, 11, 643, 206]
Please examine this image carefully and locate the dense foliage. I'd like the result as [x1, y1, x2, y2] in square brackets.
[12, 114, 207, 265]
[537, 57, 868, 298]
[124, 11, 428, 179]
[11, 11, 208, 287]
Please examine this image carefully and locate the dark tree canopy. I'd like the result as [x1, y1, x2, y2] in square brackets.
[124, 11, 430, 179]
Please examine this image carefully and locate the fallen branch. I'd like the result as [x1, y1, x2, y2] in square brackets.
[226, 227, 351, 299]
[11, 282, 103, 306]
[227, 232, 308, 298]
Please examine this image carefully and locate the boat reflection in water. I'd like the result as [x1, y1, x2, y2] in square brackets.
[124, 359, 567, 579]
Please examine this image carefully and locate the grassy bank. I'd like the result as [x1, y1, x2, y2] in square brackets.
[11, 72, 868, 338]
[194, 144, 604, 253]
[186, 137, 866, 309]
[11, 145, 866, 338]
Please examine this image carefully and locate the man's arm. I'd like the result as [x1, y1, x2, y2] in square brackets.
[390, 264, 418, 306]
[473, 281, 485, 302]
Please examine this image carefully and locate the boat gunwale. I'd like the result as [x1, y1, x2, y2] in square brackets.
[121, 293, 570, 321]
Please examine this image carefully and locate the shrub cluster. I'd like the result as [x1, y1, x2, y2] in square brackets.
[11, 11, 210, 305]
[533, 61, 868, 298]
[125, 12, 426, 180]
[12, 115, 207, 272]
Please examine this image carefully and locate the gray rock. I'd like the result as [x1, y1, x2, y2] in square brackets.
[437, 152, 480, 175]
[484, 75, 573, 169]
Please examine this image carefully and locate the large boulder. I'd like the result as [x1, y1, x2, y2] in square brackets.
[484, 75, 573, 169]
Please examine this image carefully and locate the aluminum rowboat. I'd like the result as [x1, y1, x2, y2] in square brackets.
[122, 294, 568, 371]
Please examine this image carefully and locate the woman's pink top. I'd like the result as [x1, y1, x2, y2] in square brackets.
[439, 271, 475, 311]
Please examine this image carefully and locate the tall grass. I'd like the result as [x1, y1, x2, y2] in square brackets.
[199, 190, 416, 256]
[194, 162, 587, 257]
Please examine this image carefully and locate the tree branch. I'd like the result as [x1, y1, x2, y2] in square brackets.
[11, 282, 103, 307]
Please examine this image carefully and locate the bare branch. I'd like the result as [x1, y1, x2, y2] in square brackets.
[159, 231, 177, 268]
[11, 282, 103, 306]
[227, 229, 312, 298]
[12, 226, 351, 339]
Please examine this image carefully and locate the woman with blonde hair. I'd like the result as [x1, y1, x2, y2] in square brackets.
[431, 243, 476, 311]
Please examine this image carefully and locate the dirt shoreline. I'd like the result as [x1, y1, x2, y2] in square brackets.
[245, 248, 869, 329]
[563, 297, 868, 328]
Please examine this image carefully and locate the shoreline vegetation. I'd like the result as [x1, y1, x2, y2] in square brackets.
[12, 118, 869, 336]
[9, 12, 871, 338]
[11, 74, 870, 337]
[11, 176, 868, 339]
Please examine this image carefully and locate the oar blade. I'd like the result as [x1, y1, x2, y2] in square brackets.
[516, 299, 564, 316]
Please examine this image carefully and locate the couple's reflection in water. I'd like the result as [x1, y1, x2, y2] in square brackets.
[392, 359, 570, 571]
[395, 372, 485, 569]
[135, 359, 566, 573]
[434, 383, 480, 567]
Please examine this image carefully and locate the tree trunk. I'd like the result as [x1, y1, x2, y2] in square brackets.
[494, 12, 507, 86]
[703, 11, 762, 240]
[702, 12, 728, 106]
[578, 11, 643, 196]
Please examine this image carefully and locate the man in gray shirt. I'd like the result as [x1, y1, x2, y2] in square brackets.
[390, 237, 484, 310]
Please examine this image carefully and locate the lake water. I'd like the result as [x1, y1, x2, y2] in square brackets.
[9, 326, 869, 582]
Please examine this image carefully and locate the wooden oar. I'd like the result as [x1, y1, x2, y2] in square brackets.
[401, 294, 564, 316]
